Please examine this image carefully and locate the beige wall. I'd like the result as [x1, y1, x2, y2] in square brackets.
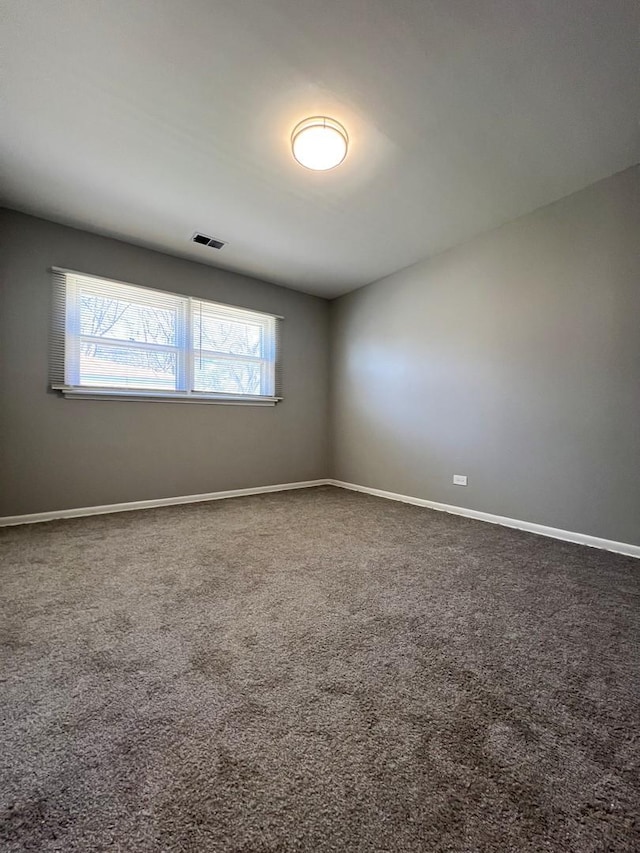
[0, 210, 330, 515]
[331, 167, 640, 545]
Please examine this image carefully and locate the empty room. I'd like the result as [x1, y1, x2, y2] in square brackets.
[1, 1, 639, 851]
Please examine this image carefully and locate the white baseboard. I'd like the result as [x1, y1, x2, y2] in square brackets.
[328, 479, 640, 559]
[0, 480, 332, 527]
[3, 478, 637, 559]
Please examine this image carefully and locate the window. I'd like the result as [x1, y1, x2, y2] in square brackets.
[50, 269, 282, 404]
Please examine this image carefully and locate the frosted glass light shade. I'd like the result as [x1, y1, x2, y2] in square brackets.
[291, 117, 348, 170]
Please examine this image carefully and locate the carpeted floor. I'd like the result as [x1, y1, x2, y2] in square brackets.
[1, 485, 638, 852]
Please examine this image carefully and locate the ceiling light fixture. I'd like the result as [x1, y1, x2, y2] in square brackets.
[291, 116, 348, 171]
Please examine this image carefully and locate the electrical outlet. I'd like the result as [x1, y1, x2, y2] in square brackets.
[453, 474, 468, 486]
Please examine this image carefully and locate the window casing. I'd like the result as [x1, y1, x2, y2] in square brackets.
[51, 269, 282, 404]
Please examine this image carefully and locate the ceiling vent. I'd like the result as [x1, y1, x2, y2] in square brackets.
[192, 232, 226, 249]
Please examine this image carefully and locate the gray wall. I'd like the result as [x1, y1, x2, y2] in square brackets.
[331, 167, 640, 545]
[3, 168, 639, 543]
[0, 210, 330, 515]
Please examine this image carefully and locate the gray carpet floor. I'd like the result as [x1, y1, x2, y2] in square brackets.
[1, 485, 639, 852]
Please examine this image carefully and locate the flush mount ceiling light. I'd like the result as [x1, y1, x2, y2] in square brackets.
[291, 116, 348, 171]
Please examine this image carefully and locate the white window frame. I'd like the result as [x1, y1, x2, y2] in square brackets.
[51, 269, 283, 405]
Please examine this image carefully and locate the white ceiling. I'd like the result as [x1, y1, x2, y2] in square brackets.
[1, 0, 638, 298]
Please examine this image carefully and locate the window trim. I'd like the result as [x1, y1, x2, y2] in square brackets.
[50, 387, 281, 405]
[50, 267, 283, 405]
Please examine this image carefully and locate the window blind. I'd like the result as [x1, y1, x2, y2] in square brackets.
[50, 268, 283, 404]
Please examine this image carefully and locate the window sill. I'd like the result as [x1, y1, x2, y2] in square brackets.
[52, 386, 281, 406]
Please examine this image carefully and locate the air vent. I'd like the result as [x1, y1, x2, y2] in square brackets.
[192, 232, 226, 249]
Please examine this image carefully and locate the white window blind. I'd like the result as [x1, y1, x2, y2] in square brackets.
[50, 269, 282, 404]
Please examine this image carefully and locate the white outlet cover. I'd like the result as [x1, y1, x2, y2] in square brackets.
[453, 474, 468, 486]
